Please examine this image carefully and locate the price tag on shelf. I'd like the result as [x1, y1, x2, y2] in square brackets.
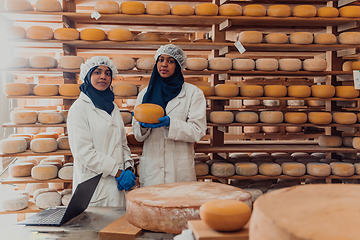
[234, 40, 246, 54]
[353, 70, 360, 90]
[91, 11, 101, 20]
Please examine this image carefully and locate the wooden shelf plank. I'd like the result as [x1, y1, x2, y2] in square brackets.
[207, 123, 360, 128]
[0, 149, 72, 158]
[197, 174, 360, 180]
[2, 123, 67, 128]
[6, 95, 78, 99]
[0, 200, 41, 215]
[1, 176, 72, 184]
[230, 43, 359, 52]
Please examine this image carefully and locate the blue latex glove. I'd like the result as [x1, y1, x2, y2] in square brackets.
[116, 170, 137, 191]
[140, 116, 170, 129]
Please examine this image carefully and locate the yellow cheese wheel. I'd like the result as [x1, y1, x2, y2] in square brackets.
[239, 31, 263, 44]
[136, 32, 160, 41]
[284, 112, 307, 124]
[210, 111, 234, 124]
[214, 84, 239, 97]
[10, 163, 34, 177]
[318, 135, 342, 147]
[240, 85, 263, 97]
[57, 136, 69, 150]
[4, 0, 33, 11]
[303, 59, 327, 71]
[185, 58, 208, 70]
[200, 199, 251, 232]
[243, 126, 260, 133]
[262, 126, 279, 133]
[59, 84, 80, 96]
[263, 85, 287, 97]
[338, 32, 360, 44]
[259, 111, 283, 124]
[235, 162, 258, 176]
[335, 86, 359, 98]
[306, 162, 331, 176]
[80, 28, 106, 41]
[197, 85, 214, 96]
[232, 58, 255, 71]
[31, 164, 58, 180]
[26, 26, 53, 40]
[332, 112, 357, 124]
[243, 4, 266, 16]
[342, 61, 352, 71]
[278, 58, 302, 71]
[53, 28, 79, 40]
[308, 112, 332, 125]
[266, 5, 291, 17]
[29, 56, 58, 68]
[352, 61, 360, 70]
[134, 103, 164, 124]
[194, 3, 218, 16]
[259, 163, 282, 176]
[311, 85, 335, 98]
[314, 33, 337, 44]
[235, 112, 258, 123]
[171, 4, 194, 16]
[330, 162, 354, 176]
[219, 4, 242, 16]
[339, 6, 360, 17]
[292, 5, 317, 17]
[6, 26, 26, 39]
[208, 58, 232, 70]
[289, 32, 313, 44]
[265, 33, 288, 44]
[108, 28, 133, 41]
[113, 83, 138, 96]
[35, 0, 62, 12]
[94, 1, 119, 14]
[0, 138, 27, 154]
[255, 58, 278, 71]
[195, 161, 209, 176]
[33, 84, 59, 96]
[287, 85, 311, 97]
[38, 111, 64, 124]
[120, 1, 145, 14]
[58, 56, 83, 69]
[4, 83, 30, 96]
[317, 7, 339, 17]
[10, 110, 37, 124]
[31, 138, 58, 153]
[282, 162, 306, 176]
[146, 2, 170, 15]
[136, 57, 156, 70]
[353, 137, 360, 149]
[112, 57, 135, 70]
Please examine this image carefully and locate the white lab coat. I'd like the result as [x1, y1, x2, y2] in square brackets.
[132, 82, 207, 187]
[67, 92, 133, 207]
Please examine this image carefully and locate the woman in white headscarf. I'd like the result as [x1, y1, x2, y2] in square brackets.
[67, 56, 135, 207]
[132, 44, 207, 187]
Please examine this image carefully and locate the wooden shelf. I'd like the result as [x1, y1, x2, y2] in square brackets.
[207, 96, 360, 101]
[6, 95, 77, 99]
[0, 149, 72, 158]
[0, 200, 40, 215]
[1, 176, 72, 184]
[208, 123, 360, 128]
[2, 123, 67, 128]
[197, 174, 360, 180]
[222, 0, 337, 4]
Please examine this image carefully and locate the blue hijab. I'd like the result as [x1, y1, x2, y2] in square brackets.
[79, 66, 115, 115]
[142, 59, 184, 112]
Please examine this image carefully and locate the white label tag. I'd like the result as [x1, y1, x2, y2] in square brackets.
[353, 70, 360, 90]
[91, 11, 101, 20]
[234, 40, 246, 54]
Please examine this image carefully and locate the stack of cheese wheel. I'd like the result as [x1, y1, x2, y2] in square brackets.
[194, 3, 218, 16]
[4, 0, 33, 11]
[232, 58, 255, 70]
[259, 111, 283, 124]
[335, 86, 359, 98]
[112, 57, 135, 70]
[208, 58, 232, 70]
[317, 6, 339, 17]
[4, 83, 30, 96]
[318, 135, 342, 147]
[266, 5, 291, 17]
[265, 33, 288, 44]
[31, 138, 58, 153]
[113, 83, 138, 97]
[7, 56, 29, 68]
[9, 135, 31, 149]
[289, 32, 313, 44]
[134, 103, 164, 124]
[240, 85, 263, 97]
[35, 0, 62, 12]
[256, 58, 278, 71]
[292, 5, 317, 17]
[243, 4, 266, 16]
[29, 56, 58, 69]
[54, 28, 79, 40]
[264, 85, 287, 97]
[80, 28, 106, 41]
[108, 28, 133, 41]
[136, 57, 156, 70]
[120, 2, 145, 14]
[303, 59, 327, 71]
[59, 84, 81, 96]
[94, 0, 119, 13]
[171, 4, 194, 16]
[338, 32, 360, 45]
[339, 6, 360, 17]
[58, 56, 84, 69]
[218, 3, 242, 16]
[6, 26, 26, 39]
[10, 110, 37, 124]
[332, 112, 357, 125]
[278, 58, 302, 71]
[146, 2, 170, 15]
[35, 132, 59, 139]
[214, 84, 239, 97]
[0, 138, 27, 154]
[314, 33, 337, 44]
[34, 84, 59, 96]
[186, 58, 208, 71]
[26, 26, 53, 40]
[136, 32, 159, 41]
[287, 85, 311, 97]
[197, 85, 214, 96]
[308, 112, 332, 125]
[210, 111, 234, 124]
[311, 85, 335, 98]
[239, 31, 263, 44]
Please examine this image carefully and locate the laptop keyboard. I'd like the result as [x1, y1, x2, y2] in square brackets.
[35, 208, 66, 224]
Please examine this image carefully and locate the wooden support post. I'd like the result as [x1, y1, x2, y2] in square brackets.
[62, 0, 76, 12]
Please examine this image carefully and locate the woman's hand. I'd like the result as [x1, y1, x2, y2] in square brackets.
[115, 170, 137, 191]
[139, 116, 170, 129]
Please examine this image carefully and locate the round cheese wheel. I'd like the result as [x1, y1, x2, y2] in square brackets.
[53, 28, 79, 40]
[308, 112, 332, 125]
[292, 5, 317, 17]
[134, 103, 164, 124]
[219, 4, 242, 16]
[278, 58, 302, 71]
[339, 6, 360, 17]
[0, 138, 27, 154]
[34, 84, 59, 96]
[25, 183, 48, 195]
[111, 57, 134, 70]
[171, 4, 194, 16]
[232, 58, 255, 71]
[318, 135, 342, 147]
[113, 83, 138, 96]
[80, 28, 106, 41]
[289, 32, 313, 44]
[353, 137, 360, 149]
[58, 166, 73, 180]
[7, 56, 29, 68]
[61, 189, 72, 197]
[9, 135, 31, 149]
[29, 56, 58, 69]
[4, 83, 30, 96]
[194, 3, 218, 16]
[210, 111, 234, 124]
[35, 0, 62, 12]
[262, 100, 279, 107]
[284, 112, 307, 124]
[352, 61, 360, 70]
[266, 5, 291, 17]
[251, 152, 271, 159]
[263, 85, 287, 97]
[243, 99, 260, 106]
[314, 33, 337, 44]
[243, 4, 266, 16]
[146, 2, 170, 15]
[303, 59, 327, 71]
[332, 112, 357, 124]
[335, 86, 359, 98]
[317, 7, 339, 17]
[5, 0, 33, 11]
[57, 136, 70, 150]
[26, 26, 53, 40]
[107, 28, 133, 41]
[31, 138, 58, 153]
[259, 111, 283, 124]
[31, 164, 58, 180]
[186, 58, 208, 70]
[6, 26, 26, 39]
[200, 199, 251, 232]
[136, 32, 160, 41]
[287, 85, 310, 97]
[136, 57, 156, 70]
[211, 162, 235, 177]
[36, 192, 61, 209]
[208, 58, 232, 70]
[10, 110, 37, 124]
[33, 188, 57, 202]
[240, 85, 263, 97]
[197, 85, 214, 96]
[338, 32, 360, 44]
[262, 126, 279, 133]
[342, 136, 354, 147]
[120, 1, 145, 14]
[265, 33, 288, 44]
[119, 111, 131, 125]
[60, 110, 68, 122]
[9, 163, 34, 177]
[58, 56, 83, 69]
[287, 100, 305, 106]
[62, 194, 71, 206]
[239, 31, 263, 44]
[58, 84, 80, 96]
[243, 126, 260, 133]
[311, 85, 335, 98]
[259, 163, 282, 176]
[255, 58, 278, 71]
[235, 162, 258, 176]
[281, 162, 306, 176]
[94, 1, 119, 13]
[330, 162, 354, 176]
[214, 84, 239, 97]
[34, 132, 59, 139]
[2, 195, 28, 211]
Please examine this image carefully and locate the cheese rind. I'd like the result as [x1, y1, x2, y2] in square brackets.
[171, 4, 194, 16]
[80, 28, 106, 41]
[265, 33, 288, 44]
[232, 58, 255, 71]
[54, 28, 79, 40]
[58, 166, 73, 180]
[31, 164, 58, 180]
[259, 163, 282, 176]
[29, 56, 58, 69]
[263, 85, 287, 97]
[5, 0, 33, 11]
[219, 4, 242, 16]
[308, 112, 332, 125]
[2, 195, 28, 211]
[256, 58, 278, 71]
[134, 103, 164, 124]
[303, 59, 327, 71]
[278, 58, 302, 71]
[338, 32, 360, 45]
[266, 5, 291, 17]
[314, 33, 337, 44]
[292, 5, 317, 17]
[186, 58, 208, 71]
[30, 138, 58, 153]
[208, 58, 232, 70]
[284, 112, 307, 124]
[94, 1, 119, 14]
[113, 83, 138, 96]
[332, 112, 357, 125]
[108, 28, 133, 41]
[197, 85, 214, 96]
[239, 31, 263, 44]
[289, 32, 313, 44]
[26, 26, 53, 40]
[146, 2, 170, 15]
[210, 111, 234, 124]
[317, 7, 339, 17]
[287, 85, 310, 97]
[215, 84, 239, 97]
[10, 110, 37, 124]
[9, 163, 34, 177]
[194, 3, 218, 16]
[59, 84, 81, 96]
[136, 57, 156, 70]
[35, 0, 62, 12]
[4, 83, 30, 96]
[311, 85, 335, 98]
[318, 135, 342, 147]
[259, 111, 283, 124]
[235, 162, 258, 176]
[235, 112, 259, 123]
[120, 2, 145, 14]
[240, 85, 263, 97]
[335, 86, 359, 98]
[330, 162, 354, 176]
[36, 192, 61, 209]
[6, 26, 26, 39]
[281, 162, 306, 176]
[38, 111, 64, 124]
[57, 136, 70, 150]
[58, 56, 83, 69]
[243, 4, 266, 16]
[339, 6, 360, 17]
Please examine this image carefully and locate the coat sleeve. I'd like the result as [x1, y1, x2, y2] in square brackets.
[115, 109, 134, 170]
[167, 87, 207, 143]
[67, 104, 119, 178]
[132, 89, 151, 142]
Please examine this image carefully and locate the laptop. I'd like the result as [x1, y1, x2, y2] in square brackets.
[18, 173, 102, 226]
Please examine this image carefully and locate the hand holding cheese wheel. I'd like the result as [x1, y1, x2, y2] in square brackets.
[134, 103, 164, 123]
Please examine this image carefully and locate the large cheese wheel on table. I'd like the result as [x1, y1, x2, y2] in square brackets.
[171, 4, 194, 16]
[219, 4, 242, 16]
[239, 31, 263, 44]
[243, 4, 266, 16]
[215, 83, 238, 97]
[29, 56, 57, 69]
[94, 1, 119, 14]
[317, 7, 339, 17]
[232, 58, 255, 70]
[338, 32, 360, 45]
[335, 86, 359, 98]
[108, 28, 132, 41]
[58, 56, 83, 69]
[0, 138, 27, 154]
[134, 103, 164, 124]
[292, 5, 317, 17]
[112, 57, 135, 70]
[10, 110, 37, 124]
[6, 26, 26, 39]
[120, 2, 145, 14]
[59, 84, 80, 96]
[289, 32, 313, 44]
[126, 181, 252, 234]
[287, 85, 310, 97]
[5, 0, 33, 11]
[26, 26, 53, 40]
[80, 28, 106, 41]
[265, 33, 288, 44]
[339, 6, 360, 17]
[54, 28, 79, 40]
[35, 0, 62, 12]
[194, 3, 218, 16]
[266, 5, 291, 17]
[146, 2, 170, 15]
[4, 83, 30, 96]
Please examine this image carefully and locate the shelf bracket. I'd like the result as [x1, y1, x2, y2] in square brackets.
[219, 20, 232, 32]
[63, 15, 75, 28]
[219, 46, 230, 56]
[337, 21, 359, 33]
[337, 48, 357, 58]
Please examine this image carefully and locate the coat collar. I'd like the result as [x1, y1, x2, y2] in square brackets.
[165, 83, 186, 114]
[79, 92, 116, 123]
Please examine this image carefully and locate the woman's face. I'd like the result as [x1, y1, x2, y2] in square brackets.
[90, 65, 112, 91]
[157, 54, 176, 78]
